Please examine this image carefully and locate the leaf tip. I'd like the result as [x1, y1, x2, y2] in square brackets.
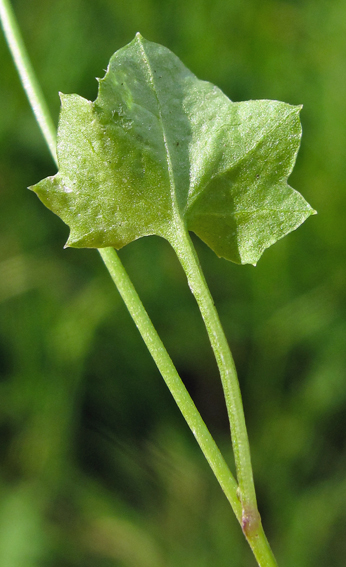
[64, 235, 77, 249]
[59, 92, 68, 105]
[306, 205, 317, 219]
[64, 233, 77, 248]
[135, 32, 148, 45]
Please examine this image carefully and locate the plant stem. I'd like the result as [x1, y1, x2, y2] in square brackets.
[169, 224, 256, 510]
[99, 248, 241, 518]
[168, 223, 278, 565]
[0, 0, 57, 164]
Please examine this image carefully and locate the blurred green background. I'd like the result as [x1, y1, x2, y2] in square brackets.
[1, 0, 345, 565]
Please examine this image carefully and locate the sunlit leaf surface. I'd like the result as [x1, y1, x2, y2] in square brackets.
[31, 33, 315, 264]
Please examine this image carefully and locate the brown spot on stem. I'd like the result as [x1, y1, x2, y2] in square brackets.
[242, 508, 261, 538]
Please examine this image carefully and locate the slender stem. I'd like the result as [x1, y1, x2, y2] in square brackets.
[168, 226, 256, 516]
[99, 248, 241, 518]
[101, 243, 277, 567]
[168, 225, 278, 565]
[248, 526, 279, 567]
[0, 0, 57, 164]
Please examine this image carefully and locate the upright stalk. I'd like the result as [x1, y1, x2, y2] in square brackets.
[99, 248, 241, 518]
[168, 224, 256, 513]
[0, 0, 57, 162]
[168, 225, 278, 565]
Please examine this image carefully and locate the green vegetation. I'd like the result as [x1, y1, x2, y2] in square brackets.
[0, 1, 345, 567]
[31, 35, 313, 264]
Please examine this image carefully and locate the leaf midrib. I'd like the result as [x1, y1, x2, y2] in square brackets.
[137, 35, 181, 223]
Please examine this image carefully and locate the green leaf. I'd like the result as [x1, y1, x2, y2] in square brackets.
[31, 33, 315, 265]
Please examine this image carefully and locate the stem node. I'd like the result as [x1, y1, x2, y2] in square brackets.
[242, 507, 262, 539]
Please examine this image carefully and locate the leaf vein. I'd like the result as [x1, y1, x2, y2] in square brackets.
[136, 35, 179, 218]
[193, 208, 308, 217]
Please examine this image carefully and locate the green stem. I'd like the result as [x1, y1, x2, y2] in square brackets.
[168, 223, 278, 565]
[169, 224, 256, 512]
[0, 0, 57, 164]
[102, 240, 277, 567]
[99, 248, 241, 518]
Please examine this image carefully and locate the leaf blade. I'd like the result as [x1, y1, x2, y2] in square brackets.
[30, 34, 315, 264]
